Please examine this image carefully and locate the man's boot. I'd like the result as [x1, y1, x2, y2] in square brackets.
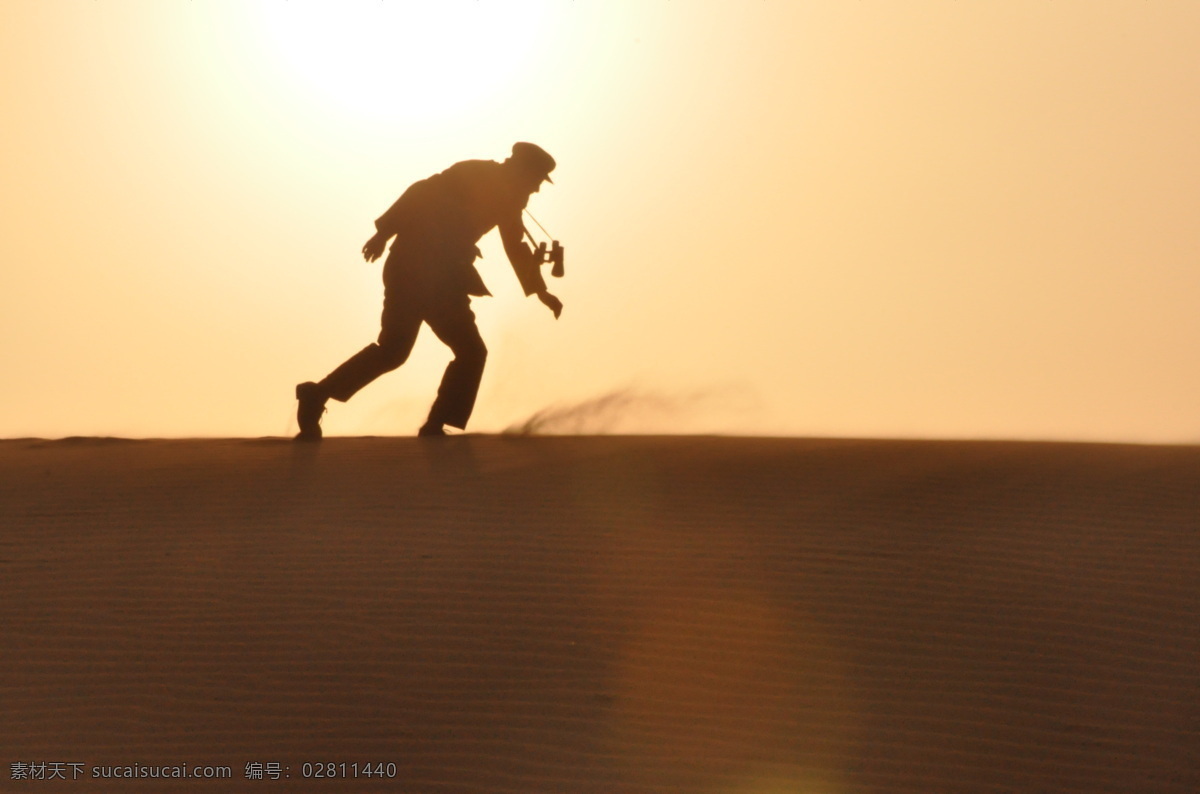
[295, 382, 328, 441]
[417, 420, 446, 438]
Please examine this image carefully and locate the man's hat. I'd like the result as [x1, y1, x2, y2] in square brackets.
[510, 142, 555, 184]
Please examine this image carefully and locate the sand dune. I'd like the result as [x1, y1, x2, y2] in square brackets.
[2, 436, 1197, 792]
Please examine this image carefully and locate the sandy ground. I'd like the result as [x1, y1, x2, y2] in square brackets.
[2, 435, 1197, 792]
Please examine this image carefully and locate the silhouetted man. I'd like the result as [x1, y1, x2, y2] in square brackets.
[295, 143, 561, 439]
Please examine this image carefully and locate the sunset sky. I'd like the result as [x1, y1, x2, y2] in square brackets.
[3, 0, 1198, 442]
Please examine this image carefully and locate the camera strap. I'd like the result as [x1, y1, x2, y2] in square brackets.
[523, 209, 554, 243]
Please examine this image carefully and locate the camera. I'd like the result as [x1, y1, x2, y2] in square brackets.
[534, 241, 565, 278]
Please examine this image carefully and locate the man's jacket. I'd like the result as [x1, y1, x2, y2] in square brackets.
[374, 160, 546, 298]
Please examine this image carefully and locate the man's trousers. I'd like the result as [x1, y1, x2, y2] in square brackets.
[318, 274, 487, 430]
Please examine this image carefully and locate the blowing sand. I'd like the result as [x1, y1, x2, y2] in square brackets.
[2, 435, 1197, 792]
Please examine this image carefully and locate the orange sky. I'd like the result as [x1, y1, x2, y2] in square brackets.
[2, 0, 1198, 442]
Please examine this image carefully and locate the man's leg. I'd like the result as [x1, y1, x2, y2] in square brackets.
[295, 286, 422, 439]
[421, 296, 487, 434]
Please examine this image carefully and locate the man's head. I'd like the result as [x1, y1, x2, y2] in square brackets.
[507, 142, 555, 193]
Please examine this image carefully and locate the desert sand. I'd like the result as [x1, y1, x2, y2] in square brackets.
[2, 435, 1197, 792]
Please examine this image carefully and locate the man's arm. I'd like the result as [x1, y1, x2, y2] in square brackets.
[499, 220, 545, 296]
[362, 199, 402, 262]
[499, 219, 561, 318]
[362, 231, 389, 262]
[364, 177, 439, 262]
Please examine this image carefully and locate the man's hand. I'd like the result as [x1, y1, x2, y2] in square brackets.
[362, 232, 388, 263]
[537, 290, 563, 319]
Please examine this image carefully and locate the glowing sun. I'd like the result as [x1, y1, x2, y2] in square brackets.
[255, 0, 554, 123]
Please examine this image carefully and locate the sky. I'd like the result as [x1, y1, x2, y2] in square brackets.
[2, 0, 1198, 442]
